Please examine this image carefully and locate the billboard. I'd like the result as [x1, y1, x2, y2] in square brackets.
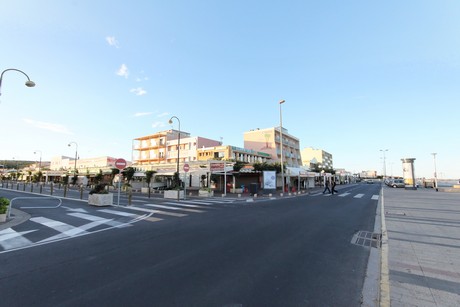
[263, 171, 277, 190]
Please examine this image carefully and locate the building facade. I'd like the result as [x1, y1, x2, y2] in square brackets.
[243, 127, 302, 167]
[301, 147, 333, 170]
[197, 145, 271, 163]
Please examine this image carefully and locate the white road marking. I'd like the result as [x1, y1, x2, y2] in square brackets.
[98, 209, 138, 217]
[371, 195, 379, 200]
[0, 228, 36, 250]
[354, 194, 364, 198]
[144, 204, 203, 213]
[338, 193, 350, 197]
[122, 206, 186, 217]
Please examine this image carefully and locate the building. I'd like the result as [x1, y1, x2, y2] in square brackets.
[243, 127, 302, 167]
[197, 145, 271, 163]
[132, 129, 221, 165]
[301, 147, 333, 170]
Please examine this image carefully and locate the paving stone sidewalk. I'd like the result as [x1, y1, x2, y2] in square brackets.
[383, 187, 460, 306]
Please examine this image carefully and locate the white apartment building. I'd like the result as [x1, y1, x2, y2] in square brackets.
[301, 147, 333, 170]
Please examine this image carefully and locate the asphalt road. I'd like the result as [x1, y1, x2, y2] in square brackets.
[0, 183, 380, 306]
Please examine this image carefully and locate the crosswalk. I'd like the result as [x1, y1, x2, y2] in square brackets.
[0, 197, 236, 253]
[310, 192, 379, 200]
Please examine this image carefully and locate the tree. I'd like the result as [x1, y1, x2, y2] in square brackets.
[111, 168, 120, 185]
[122, 167, 135, 184]
[94, 170, 103, 184]
[145, 170, 157, 198]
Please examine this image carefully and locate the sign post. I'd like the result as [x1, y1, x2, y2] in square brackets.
[115, 158, 127, 206]
[183, 163, 189, 200]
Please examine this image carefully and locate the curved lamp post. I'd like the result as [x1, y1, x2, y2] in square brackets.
[68, 142, 78, 180]
[0, 68, 35, 96]
[34, 150, 42, 182]
[279, 99, 285, 192]
[168, 116, 181, 201]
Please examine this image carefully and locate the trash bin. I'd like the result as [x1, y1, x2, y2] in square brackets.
[249, 183, 258, 195]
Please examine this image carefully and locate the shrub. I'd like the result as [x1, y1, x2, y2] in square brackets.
[89, 183, 108, 195]
[0, 197, 10, 214]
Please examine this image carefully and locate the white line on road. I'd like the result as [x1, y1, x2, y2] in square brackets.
[354, 194, 364, 198]
[338, 193, 350, 197]
[371, 195, 379, 200]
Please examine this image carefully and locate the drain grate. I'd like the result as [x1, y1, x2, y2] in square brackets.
[351, 231, 381, 248]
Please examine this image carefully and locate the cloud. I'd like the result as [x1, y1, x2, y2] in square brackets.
[152, 121, 165, 128]
[157, 112, 170, 118]
[134, 112, 152, 117]
[106, 36, 120, 48]
[23, 118, 73, 135]
[116, 64, 129, 78]
[130, 87, 147, 96]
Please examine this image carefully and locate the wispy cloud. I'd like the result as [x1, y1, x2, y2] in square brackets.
[135, 77, 149, 82]
[106, 36, 120, 48]
[130, 87, 147, 96]
[152, 121, 165, 128]
[157, 112, 170, 118]
[134, 112, 152, 117]
[23, 118, 73, 135]
[116, 64, 129, 78]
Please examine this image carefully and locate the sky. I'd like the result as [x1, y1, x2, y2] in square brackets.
[1, 0, 459, 179]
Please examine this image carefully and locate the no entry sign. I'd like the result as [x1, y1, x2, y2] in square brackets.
[115, 158, 127, 170]
[183, 163, 190, 172]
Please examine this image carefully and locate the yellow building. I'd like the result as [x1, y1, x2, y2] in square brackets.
[301, 147, 333, 170]
[197, 145, 271, 163]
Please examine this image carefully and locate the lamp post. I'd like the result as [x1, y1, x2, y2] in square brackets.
[68, 142, 78, 181]
[0, 68, 35, 96]
[34, 150, 42, 182]
[168, 116, 181, 201]
[380, 149, 388, 179]
[279, 99, 285, 192]
[431, 153, 438, 191]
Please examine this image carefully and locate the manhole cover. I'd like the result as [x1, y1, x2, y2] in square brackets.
[351, 231, 381, 248]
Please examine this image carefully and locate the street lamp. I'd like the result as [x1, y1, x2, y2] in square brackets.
[279, 99, 285, 192]
[431, 153, 438, 191]
[380, 149, 388, 179]
[168, 116, 181, 200]
[0, 68, 35, 96]
[68, 142, 78, 180]
[34, 150, 42, 182]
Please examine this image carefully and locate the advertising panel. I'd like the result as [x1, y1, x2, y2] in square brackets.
[263, 170, 277, 190]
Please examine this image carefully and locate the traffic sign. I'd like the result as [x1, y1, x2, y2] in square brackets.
[115, 158, 127, 170]
[183, 163, 190, 172]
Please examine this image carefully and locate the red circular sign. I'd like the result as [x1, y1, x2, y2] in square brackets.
[183, 163, 190, 172]
[115, 158, 127, 170]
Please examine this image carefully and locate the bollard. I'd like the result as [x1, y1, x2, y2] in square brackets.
[50, 184, 54, 195]
[59, 183, 61, 190]
[40, 185, 43, 194]
[64, 185, 67, 197]
[128, 190, 132, 206]
[238, 193, 241, 198]
[280, 193, 284, 197]
[254, 193, 257, 198]
[80, 186, 84, 199]
[269, 193, 272, 197]
[30, 184, 33, 193]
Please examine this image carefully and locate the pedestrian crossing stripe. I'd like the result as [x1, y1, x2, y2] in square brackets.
[372, 195, 379, 200]
[0, 228, 35, 250]
[122, 205, 187, 217]
[144, 204, 204, 213]
[68, 212, 129, 228]
[354, 194, 364, 198]
[98, 209, 137, 217]
[338, 193, 350, 197]
[162, 202, 214, 209]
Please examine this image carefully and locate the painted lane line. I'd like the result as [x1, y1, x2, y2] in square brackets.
[0, 228, 36, 250]
[162, 202, 213, 209]
[122, 206, 187, 217]
[176, 200, 217, 206]
[68, 212, 128, 228]
[354, 194, 365, 198]
[98, 209, 138, 217]
[144, 204, 203, 213]
[30, 217, 88, 236]
[338, 193, 350, 197]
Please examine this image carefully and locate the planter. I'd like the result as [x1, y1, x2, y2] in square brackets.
[198, 190, 214, 197]
[88, 193, 113, 206]
[164, 190, 184, 199]
[0, 213, 6, 223]
[141, 187, 150, 194]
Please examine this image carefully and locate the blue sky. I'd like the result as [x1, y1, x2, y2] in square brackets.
[1, 0, 459, 179]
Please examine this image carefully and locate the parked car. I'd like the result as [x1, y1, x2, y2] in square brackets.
[390, 179, 405, 188]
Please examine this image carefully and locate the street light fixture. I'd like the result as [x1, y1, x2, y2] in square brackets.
[68, 142, 78, 180]
[168, 116, 181, 201]
[431, 153, 438, 191]
[380, 149, 388, 179]
[0, 68, 36, 96]
[34, 150, 42, 182]
[279, 99, 285, 192]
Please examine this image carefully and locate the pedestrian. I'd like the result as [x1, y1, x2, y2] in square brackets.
[323, 180, 331, 194]
[332, 180, 338, 194]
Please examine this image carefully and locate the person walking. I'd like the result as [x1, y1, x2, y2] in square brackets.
[323, 180, 331, 194]
[331, 180, 339, 194]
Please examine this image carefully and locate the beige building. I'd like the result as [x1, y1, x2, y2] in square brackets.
[301, 147, 333, 170]
[243, 127, 302, 167]
[133, 129, 221, 165]
[197, 145, 271, 163]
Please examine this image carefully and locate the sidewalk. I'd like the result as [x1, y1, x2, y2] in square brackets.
[382, 187, 460, 306]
